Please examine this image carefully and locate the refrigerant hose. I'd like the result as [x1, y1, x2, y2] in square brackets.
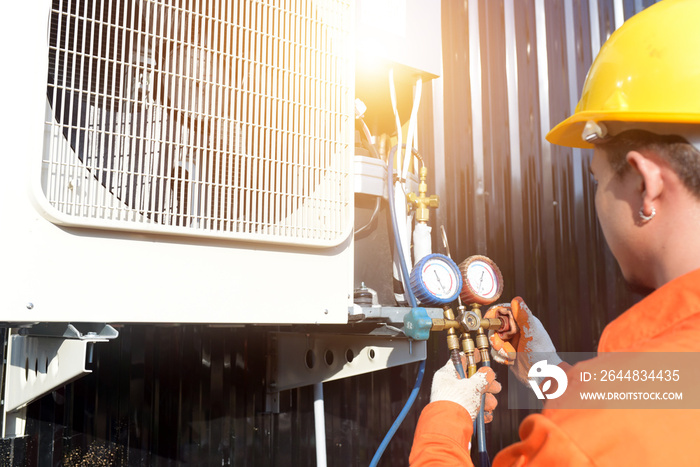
[368, 145, 425, 467]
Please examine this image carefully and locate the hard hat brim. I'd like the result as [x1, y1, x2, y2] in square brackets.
[546, 111, 700, 149]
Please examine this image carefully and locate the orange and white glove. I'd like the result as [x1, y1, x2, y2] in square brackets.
[484, 297, 562, 386]
[430, 358, 502, 423]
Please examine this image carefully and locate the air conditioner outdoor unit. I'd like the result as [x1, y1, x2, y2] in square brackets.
[0, 0, 355, 324]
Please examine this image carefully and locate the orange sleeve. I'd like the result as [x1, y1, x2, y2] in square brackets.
[409, 401, 474, 466]
[492, 413, 595, 466]
[410, 404, 596, 467]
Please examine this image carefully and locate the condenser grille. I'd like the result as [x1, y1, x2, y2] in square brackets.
[42, 0, 353, 245]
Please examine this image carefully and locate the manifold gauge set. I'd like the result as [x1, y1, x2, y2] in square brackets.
[409, 253, 503, 307]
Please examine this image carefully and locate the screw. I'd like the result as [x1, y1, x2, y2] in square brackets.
[26, 303, 34, 310]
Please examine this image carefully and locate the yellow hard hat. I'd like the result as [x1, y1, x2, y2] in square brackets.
[547, 0, 700, 149]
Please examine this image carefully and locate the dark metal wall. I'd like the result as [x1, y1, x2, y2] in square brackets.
[2, 0, 664, 465]
[435, 0, 657, 454]
[5, 326, 430, 466]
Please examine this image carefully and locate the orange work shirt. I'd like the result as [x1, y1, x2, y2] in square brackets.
[410, 268, 700, 466]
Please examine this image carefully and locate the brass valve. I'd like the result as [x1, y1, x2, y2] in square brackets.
[461, 337, 477, 376]
[461, 311, 505, 332]
[460, 309, 478, 377]
[428, 306, 462, 334]
[475, 327, 491, 365]
[407, 166, 439, 224]
[461, 303, 506, 332]
[468, 306, 491, 365]
[442, 306, 460, 352]
[418, 303, 505, 376]
[430, 318, 461, 332]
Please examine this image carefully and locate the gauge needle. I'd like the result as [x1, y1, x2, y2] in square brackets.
[434, 270, 446, 291]
[478, 271, 484, 293]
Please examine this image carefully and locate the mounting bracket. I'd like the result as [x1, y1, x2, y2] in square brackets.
[266, 331, 426, 412]
[1, 323, 118, 438]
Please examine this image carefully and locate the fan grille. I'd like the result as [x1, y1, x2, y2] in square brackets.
[43, 0, 353, 245]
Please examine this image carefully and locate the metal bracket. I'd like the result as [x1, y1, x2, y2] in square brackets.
[1, 324, 118, 438]
[17, 323, 119, 340]
[349, 305, 444, 324]
[266, 331, 426, 412]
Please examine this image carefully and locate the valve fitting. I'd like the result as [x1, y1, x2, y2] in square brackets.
[407, 166, 439, 224]
[443, 306, 460, 352]
[461, 333, 477, 377]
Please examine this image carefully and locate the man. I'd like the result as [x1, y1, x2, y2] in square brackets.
[410, 0, 700, 465]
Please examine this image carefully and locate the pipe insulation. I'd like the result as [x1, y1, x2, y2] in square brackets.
[314, 382, 328, 467]
[413, 223, 432, 265]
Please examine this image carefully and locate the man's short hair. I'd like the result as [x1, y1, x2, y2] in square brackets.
[597, 129, 700, 199]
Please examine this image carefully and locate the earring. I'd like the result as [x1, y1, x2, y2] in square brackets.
[639, 206, 656, 222]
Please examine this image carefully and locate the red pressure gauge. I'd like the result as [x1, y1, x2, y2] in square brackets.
[459, 255, 504, 306]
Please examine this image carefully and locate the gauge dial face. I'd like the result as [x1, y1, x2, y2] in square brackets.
[419, 258, 461, 299]
[459, 256, 503, 305]
[466, 260, 498, 298]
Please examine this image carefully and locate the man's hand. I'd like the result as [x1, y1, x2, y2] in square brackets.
[430, 358, 501, 423]
[484, 297, 562, 385]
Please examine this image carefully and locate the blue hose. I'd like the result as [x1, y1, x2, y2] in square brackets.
[369, 360, 426, 467]
[477, 361, 491, 466]
[386, 145, 417, 309]
[452, 349, 467, 379]
[368, 145, 424, 467]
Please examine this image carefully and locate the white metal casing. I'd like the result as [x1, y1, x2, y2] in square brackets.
[0, 0, 355, 324]
[356, 0, 441, 78]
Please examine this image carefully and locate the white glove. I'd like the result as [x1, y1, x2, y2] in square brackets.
[484, 297, 562, 386]
[430, 358, 501, 423]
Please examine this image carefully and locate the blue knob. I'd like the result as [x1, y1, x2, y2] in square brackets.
[403, 307, 432, 341]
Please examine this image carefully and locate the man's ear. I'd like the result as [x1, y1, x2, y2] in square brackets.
[626, 150, 663, 207]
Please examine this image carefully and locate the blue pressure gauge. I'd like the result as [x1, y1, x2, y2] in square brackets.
[409, 253, 463, 306]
